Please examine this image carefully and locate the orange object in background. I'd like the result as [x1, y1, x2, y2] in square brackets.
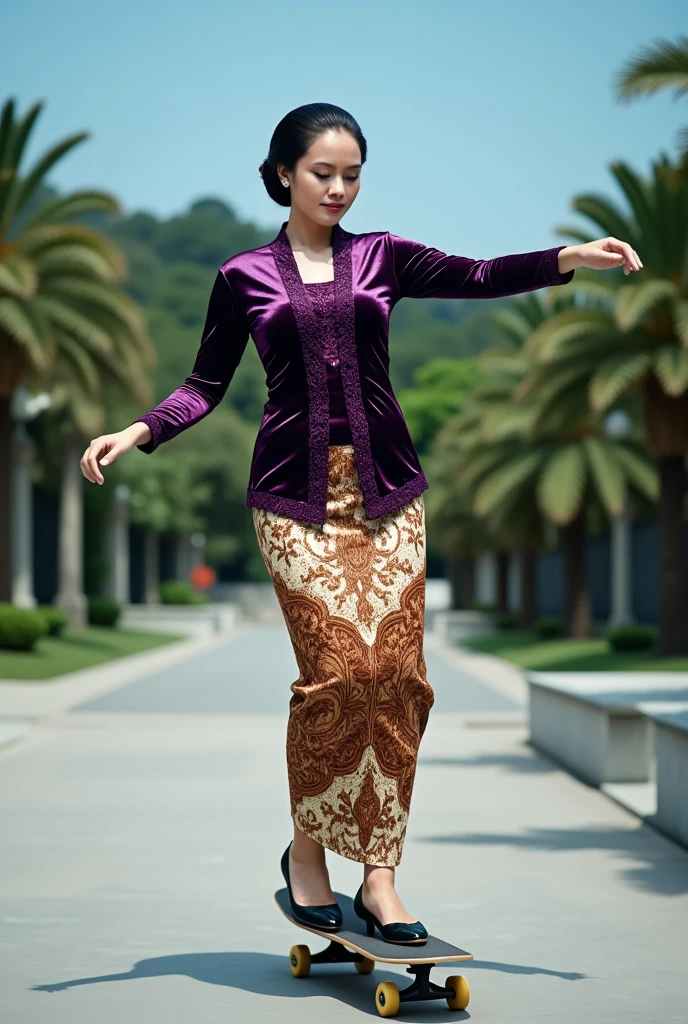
[190, 564, 216, 590]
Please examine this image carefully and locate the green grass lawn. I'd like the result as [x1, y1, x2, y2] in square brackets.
[461, 630, 688, 672]
[0, 627, 186, 681]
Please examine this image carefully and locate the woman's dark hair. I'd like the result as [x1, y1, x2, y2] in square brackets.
[258, 102, 367, 207]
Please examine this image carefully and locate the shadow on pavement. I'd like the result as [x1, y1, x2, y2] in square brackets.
[418, 825, 688, 896]
[30, 949, 589, 1018]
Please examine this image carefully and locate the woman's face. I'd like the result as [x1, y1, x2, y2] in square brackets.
[281, 129, 361, 226]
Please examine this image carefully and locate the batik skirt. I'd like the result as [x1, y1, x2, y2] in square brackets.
[251, 443, 434, 867]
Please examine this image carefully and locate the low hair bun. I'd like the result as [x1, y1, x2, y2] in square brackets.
[259, 155, 291, 208]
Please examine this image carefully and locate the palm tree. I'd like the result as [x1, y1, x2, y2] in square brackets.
[432, 295, 569, 629]
[0, 96, 155, 615]
[49, 339, 154, 625]
[614, 35, 688, 189]
[520, 154, 688, 652]
[447, 348, 658, 638]
[424, 431, 492, 611]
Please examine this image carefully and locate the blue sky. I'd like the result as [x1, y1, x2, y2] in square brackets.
[4, 0, 686, 257]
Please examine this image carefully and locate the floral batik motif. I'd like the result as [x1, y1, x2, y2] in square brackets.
[252, 444, 434, 866]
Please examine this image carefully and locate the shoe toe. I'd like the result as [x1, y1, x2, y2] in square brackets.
[296, 904, 342, 930]
[382, 920, 428, 943]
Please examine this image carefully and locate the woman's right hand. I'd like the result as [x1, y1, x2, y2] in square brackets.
[80, 423, 152, 485]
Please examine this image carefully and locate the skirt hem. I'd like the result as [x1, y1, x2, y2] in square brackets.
[293, 816, 403, 868]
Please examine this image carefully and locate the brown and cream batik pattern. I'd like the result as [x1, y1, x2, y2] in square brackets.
[251, 443, 434, 867]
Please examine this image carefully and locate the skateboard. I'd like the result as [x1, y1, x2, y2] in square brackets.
[275, 887, 473, 1017]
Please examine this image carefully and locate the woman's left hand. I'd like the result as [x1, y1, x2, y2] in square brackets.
[567, 238, 643, 276]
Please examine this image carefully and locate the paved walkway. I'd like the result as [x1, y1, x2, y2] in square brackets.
[0, 620, 686, 1022]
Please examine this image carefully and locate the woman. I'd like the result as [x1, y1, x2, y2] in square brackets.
[79, 102, 642, 945]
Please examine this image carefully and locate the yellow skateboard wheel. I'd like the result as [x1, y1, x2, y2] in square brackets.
[375, 981, 400, 1017]
[289, 944, 311, 978]
[354, 956, 375, 974]
[445, 974, 470, 1009]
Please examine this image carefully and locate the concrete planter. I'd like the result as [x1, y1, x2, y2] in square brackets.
[432, 609, 493, 644]
[120, 602, 241, 638]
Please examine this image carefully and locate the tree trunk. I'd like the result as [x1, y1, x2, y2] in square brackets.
[518, 547, 537, 630]
[447, 556, 462, 609]
[0, 397, 11, 602]
[496, 551, 509, 612]
[562, 506, 591, 638]
[55, 432, 87, 628]
[104, 484, 131, 605]
[608, 494, 633, 628]
[657, 455, 688, 655]
[11, 421, 37, 607]
[460, 557, 476, 609]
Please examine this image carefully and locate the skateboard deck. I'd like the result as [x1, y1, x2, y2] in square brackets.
[275, 887, 473, 1017]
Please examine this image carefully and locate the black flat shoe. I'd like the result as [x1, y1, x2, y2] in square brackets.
[353, 883, 428, 945]
[281, 842, 342, 931]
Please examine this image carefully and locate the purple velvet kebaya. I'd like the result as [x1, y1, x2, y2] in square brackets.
[133, 220, 575, 525]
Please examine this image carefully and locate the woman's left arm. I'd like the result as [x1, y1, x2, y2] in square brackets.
[387, 232, 642, 300]
[559, 237, 643, 276]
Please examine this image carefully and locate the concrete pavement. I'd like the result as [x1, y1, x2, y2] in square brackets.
[0, 620, 686, 1022]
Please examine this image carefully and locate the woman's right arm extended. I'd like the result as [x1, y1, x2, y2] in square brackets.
[79, 268, 249, 485]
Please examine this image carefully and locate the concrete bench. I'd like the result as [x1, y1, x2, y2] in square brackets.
[634, 701, 688, 848]
[432, 609, 493, 645]
[120, 601, 241, 637]
[526, 671, 688, 785]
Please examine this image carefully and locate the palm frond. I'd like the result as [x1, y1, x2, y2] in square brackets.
[673, 299, 688, 347]
[22, 190, 120, 228]
[473, 450, 543, 517]
[614, 443, 659, 500]
[0, 297, 52, 369]
[0, 255, 37, 298]
[614, 277, 679, 331]
[582, 436, 625, 516]
[41, 277, 147, 338]
[32, 295, 113, 355]
[19, 224, 127, 278]
[589, 352, 652, 410]
[36, 245, 116, 281]
[537, 444, 586, 523]
[653, 344, 688, 396]
[54, 335, 102, 397]
[613, 35, 688, 100]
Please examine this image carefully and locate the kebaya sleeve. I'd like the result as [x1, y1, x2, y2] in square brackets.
[132, 268, 249, 453]
[386, 231, 575, 300]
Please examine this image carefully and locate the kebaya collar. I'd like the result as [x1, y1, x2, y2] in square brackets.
[270, 219, 350, 288]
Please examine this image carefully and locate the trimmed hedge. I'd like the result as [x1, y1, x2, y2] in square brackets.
[534, 616, 564, 639]
[0, 603, 48, 651]
[159, 580, 210, 605]
[604, 624, 657, 652]
[472, 599, 496, 613]
[494, 611, 518, 630]
[38, 605, 69, 637]
[88, 596, 121, 628]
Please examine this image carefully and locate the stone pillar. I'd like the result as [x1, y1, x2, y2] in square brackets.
[475, 553, 496, 607]
[190, 531, 207, 571]
[143, 528, 160, 605]
[105, 483, 130, 605]
[11, 421, 37, 609]
[55, 432, 87, 628]
[175, 535, 193, 581]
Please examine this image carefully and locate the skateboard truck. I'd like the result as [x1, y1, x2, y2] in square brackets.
[398, 963, 457, 1003]
[305, 948, 457, 1003]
